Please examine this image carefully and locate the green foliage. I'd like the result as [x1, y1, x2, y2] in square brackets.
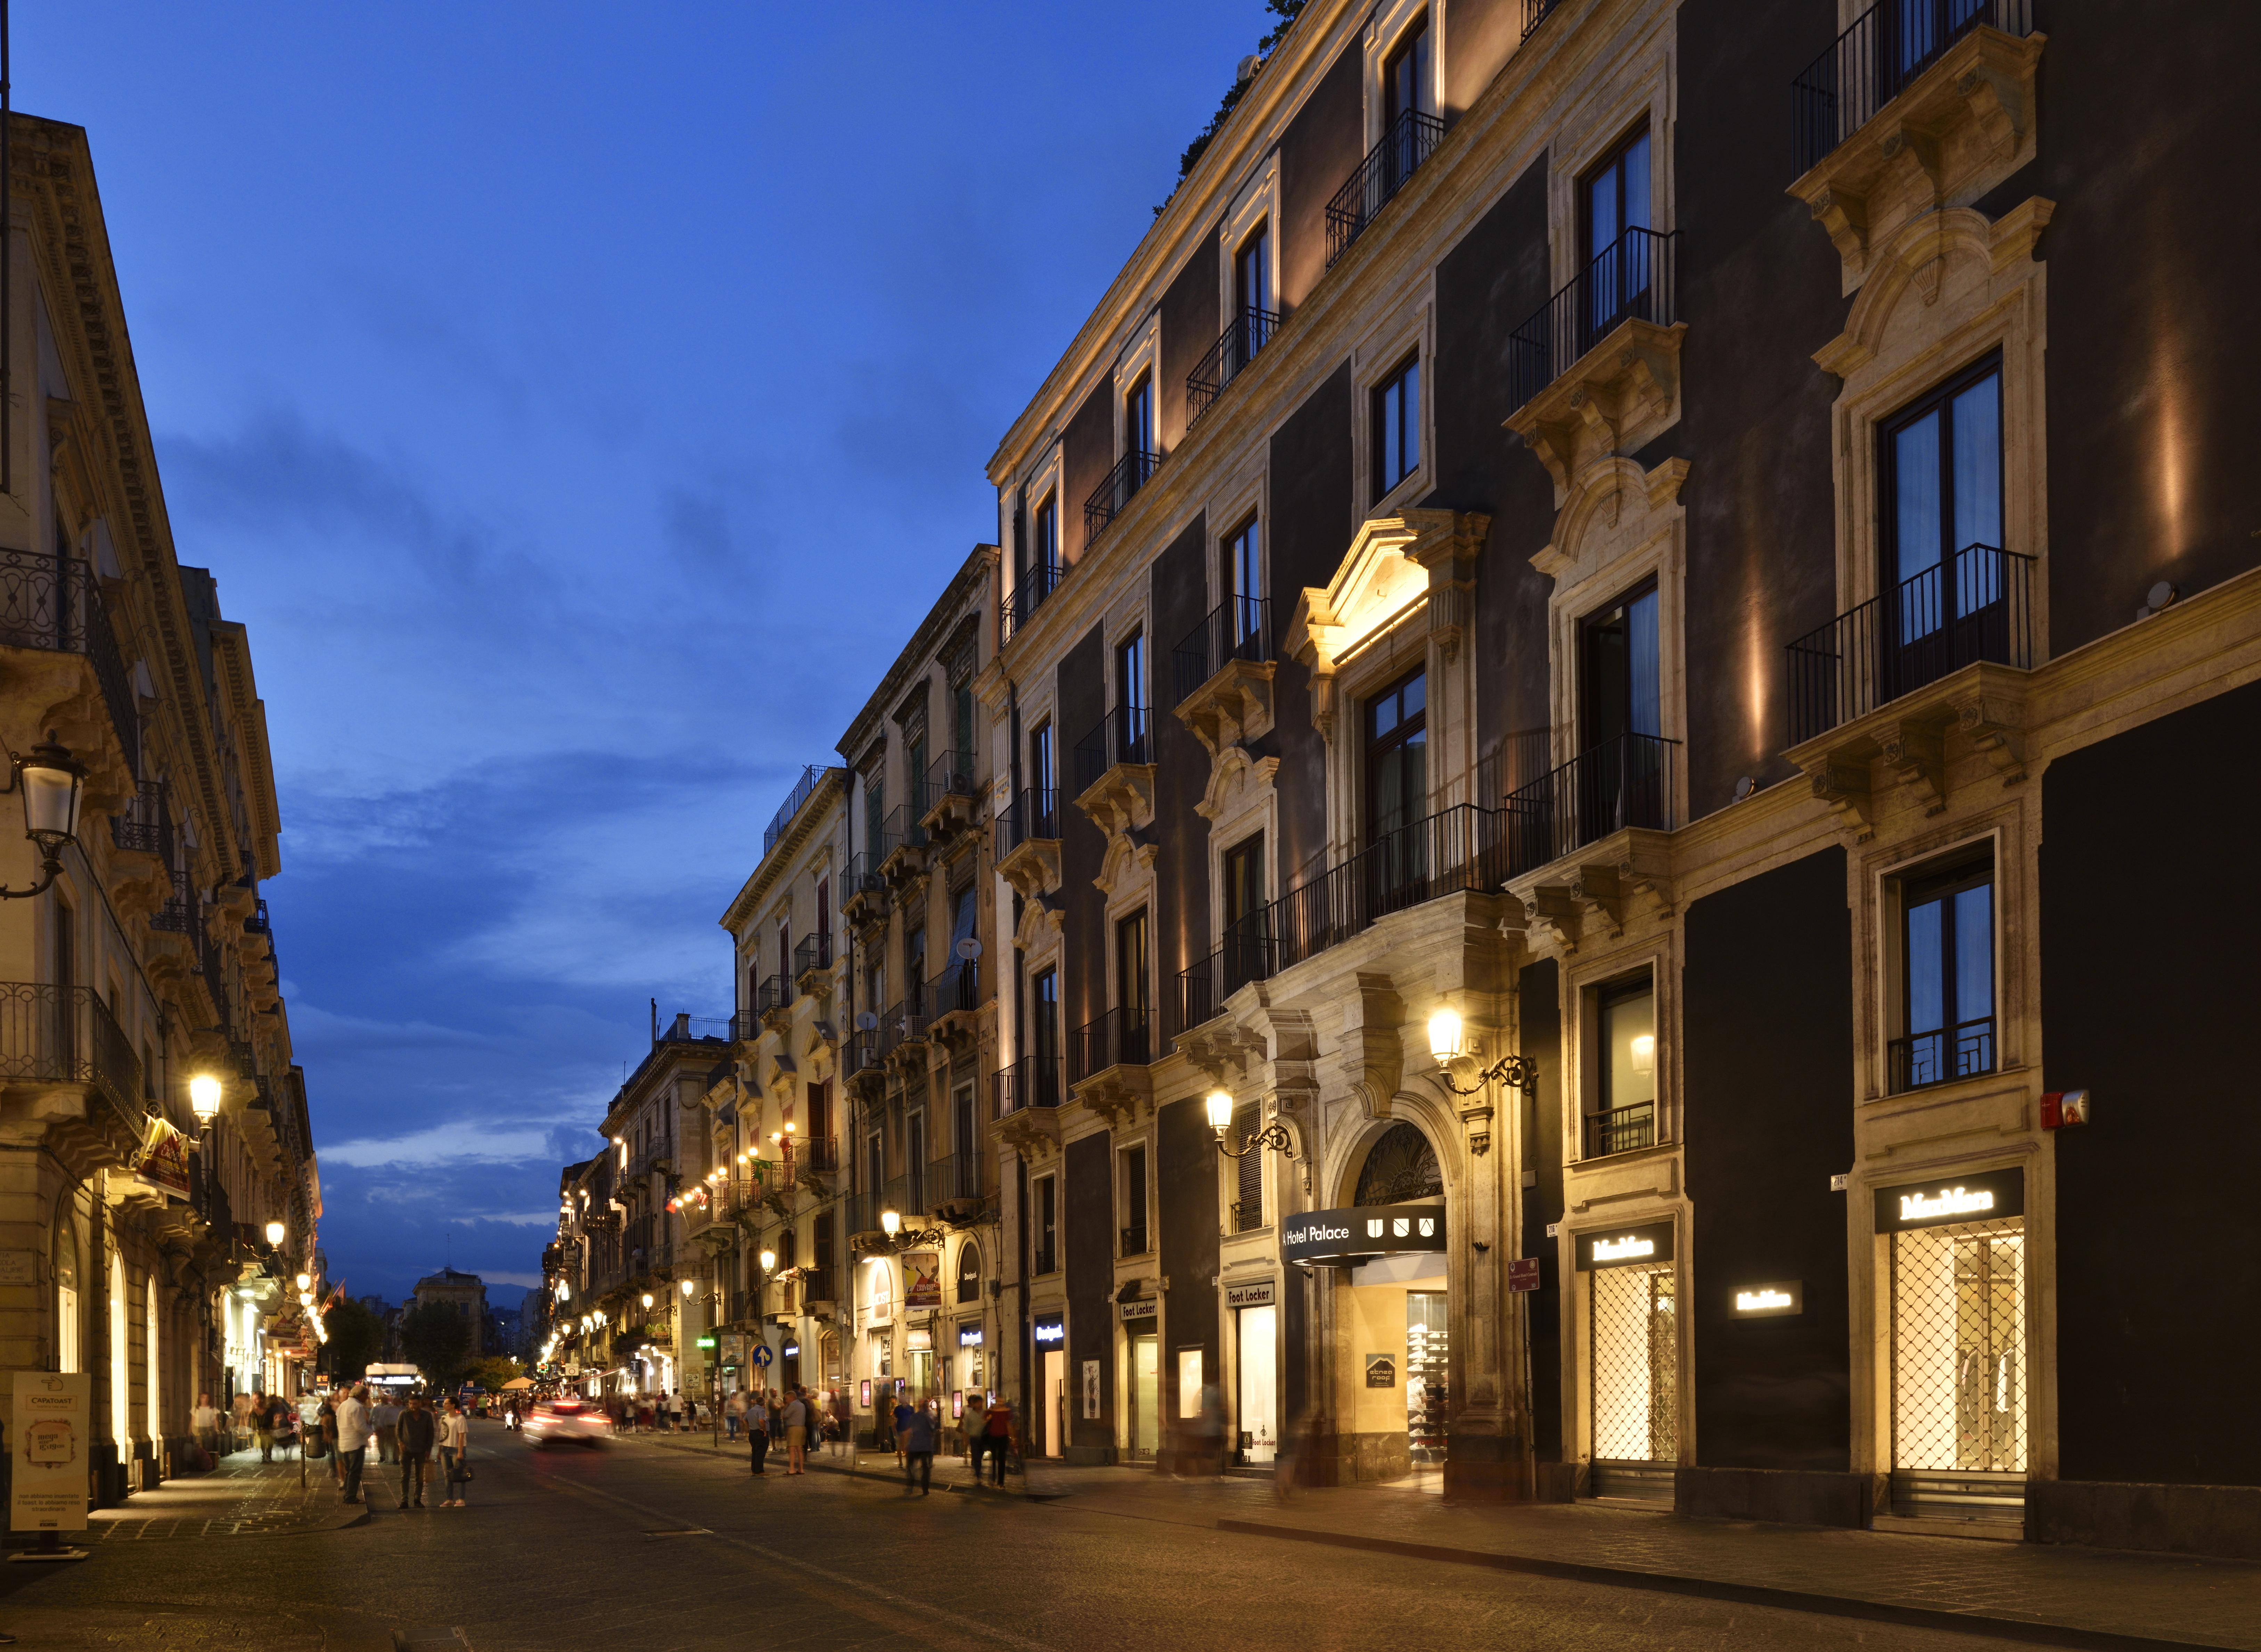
[399, 1301, 473, 1389]
[320, 1297, 385, 1385]
[1158, 1, 1311, 212]
[465, 1355, 523, 1393]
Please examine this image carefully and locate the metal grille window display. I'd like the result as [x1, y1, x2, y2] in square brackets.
[1892, 1218, 2026, 1477]
[1591, 1265, 1677, 1464]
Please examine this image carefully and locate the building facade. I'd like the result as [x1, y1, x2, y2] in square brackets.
[0, 114, 324, 1508]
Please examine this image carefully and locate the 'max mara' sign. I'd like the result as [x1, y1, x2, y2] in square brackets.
[1575, 1221, 1676, 1271]
[1874, 1168, 2024, 1233]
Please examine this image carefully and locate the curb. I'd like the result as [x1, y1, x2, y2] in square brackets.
[1213, 1519, 2243, 1652]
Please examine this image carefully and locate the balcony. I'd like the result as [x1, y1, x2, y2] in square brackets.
[1070, 1006, 1153, 1083]
[1186, 309, 1278, 424]
[1120, 1224, 1149, 1258]
[996, 787, 1065, 908]
[788, 1135, 839, 1193]
[793, 931, 831, 990]
[1003, 560, 1063, 646]
[110, 780, 171, 862]
[928, 1149, 986, 1209]
[1172, 597, 1273, 708]
[1505, 228, 1684, 499]
[762, 764, 828, 857]
[878, 998, 931, 1064]
[993, 1055, 1064, 1116]
[1788, 0, 2040, 286]
[1504, 733, 1679, 880]
[1522, 0, 1564, 37]
[0, 548, 140, 778]
[1326, 108, 1446, 268]
[1788, 545, 2034, 746]
[1889, 1015, 1994, 1094]
[1073, 705, 1152, 798]
[1084, 450, 1162, 543]
[879, 804, 928, 886]
[842, 850, 889, 927]
[1583, 1102, 1657, 1160]
[756, 974, 795, 1030]
[845, 1194, 888, 1246]
[918, 750, 978, 841]
[1173, 804, 1508, 1031]
[928, 960, 983, 1051]
[842, 1030, 885, 1095]
[796, 1268, 837, 1313]
[0, 982, 146, 1160]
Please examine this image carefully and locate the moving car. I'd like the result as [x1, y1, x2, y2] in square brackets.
[523, 1399, 606, 1448]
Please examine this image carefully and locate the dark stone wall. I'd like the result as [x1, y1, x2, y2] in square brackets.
[1517, 959, 1564, 1462]
[1064, 1129, 1115, 1454]
[1442, 0, 1526, 116]
[1426, 157, 1556, 798]
[1055, 624, 1107, 1032]
[1278, 42, 1365, 316]
[2043, 677, 2261, 1486]
[1062, 375, 1116, 567]
[1267, 360, 1354, 886]
[1159, 236, 1219, 454]
[2017, 0, 2261, 651]
[1151, 515, 1212, 1005]
[1671, 0, 1850, 813]
[1684, 846, 1854, 1471]
[1156, 1095, 1221, 1433]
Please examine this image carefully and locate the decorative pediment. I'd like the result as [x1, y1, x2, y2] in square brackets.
[1286, 510, 1491, 739]
[1532, 457, 1688, 586]
[1094, 828, 1160, 904]
[1812, 200, 2053, 381]
[1789, 27, 2045, 294]
[1504, 320, 1686, 506]
[1013, 891, 1064, 954]
[1195, 748, 1279, 827]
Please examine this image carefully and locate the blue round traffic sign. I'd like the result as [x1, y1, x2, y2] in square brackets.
[751, 1345, 773, 1368]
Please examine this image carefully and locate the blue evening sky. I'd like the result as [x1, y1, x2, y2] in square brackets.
[25, 2, 1274, 1308]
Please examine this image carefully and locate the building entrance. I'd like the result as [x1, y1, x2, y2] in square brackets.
[1891, 1215, 2026, 1519]
[1129, 1330, 1159, 1459]
[1578, 1219, 1678, 1503]
[1041, 1348, 1065, 1458]
[1233, 1307, 1276, 1465]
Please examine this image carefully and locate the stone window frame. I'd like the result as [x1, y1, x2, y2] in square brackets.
[1218, 153, 1281, 332]
[1562, 942, 1679, 1161]
[1323, 597, 1436, 867]
[1349, 282, 1437, 520]
[1361, 0, 1441, 149]
[1113, 311, 1165, 463]
[1543, 36, 1677, 292]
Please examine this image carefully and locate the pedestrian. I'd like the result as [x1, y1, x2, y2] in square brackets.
[252, 1390, 275, 1462]
[335, 1383, 371, 1504]
[231, 1390, 254, 1453]
[438, 1399, 471, 1508]
[270, 1394, 298, 1461]
[724, 1388, 744, 1442]
[746, 1391, 770, 1475]
[892, 1393, 914, 1469]
[670, 1389, 686, 1431]
[977, 1396, 1014, 1487]
[830, 1387, 852, 1459]
[190, 1392, 221, 1464]
[901, 1398, 935, 1496]
[318, 1393, 341, 1482]
[371, 1390, 401, 1464]
[768, 1390, 786, 1462]
[397, 1395, 435, 1510]
[783, 1387, 808, 1475]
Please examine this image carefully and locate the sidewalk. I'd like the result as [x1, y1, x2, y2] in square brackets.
[638, 1432, 2261, 1650]
[68, 1448, 371, 1542]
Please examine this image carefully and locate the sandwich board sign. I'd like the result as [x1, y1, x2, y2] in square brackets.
[12, 1371, 90, 1536]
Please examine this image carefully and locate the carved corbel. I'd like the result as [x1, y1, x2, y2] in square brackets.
[1878, 720, 1947, 816]
[1522, 884, 1582, 955]
[1954, 63, 2024, 157]
[1570, 863, 1626, 940]
[1338, 975, 1404, 1121]
[1957, 697, 2027, 786]
[1618, 830, 1675, 917]
[1878, 123, 1945, 201]
[1807, 759, 1874, 839]
[1807, 185, 1870, 269]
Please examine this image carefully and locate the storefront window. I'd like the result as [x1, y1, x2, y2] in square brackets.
[1235, 1306, 1276, 1464]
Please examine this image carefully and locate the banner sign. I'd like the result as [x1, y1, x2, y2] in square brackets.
[1224, 1280, 1275, 1309]
[1281, 1205, 1445, 1265]
[1575, 1221, 1676, 1271]
[138, 1117, 192, 1201]
[1874, 1168, 2024, 1232]
[903, 1251, 942, 1310]
[11, 1371, 90, 1533]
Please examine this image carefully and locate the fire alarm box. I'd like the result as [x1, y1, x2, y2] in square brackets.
[2040, 1089, 2091, 1130]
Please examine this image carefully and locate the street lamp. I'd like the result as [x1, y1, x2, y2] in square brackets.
[263, 1220, 286, 1247]
[1426, 1008, 1539, 1097]
[758, 1249, 776, 1273]
[680, 1278, 694, 1297]
[189, 1073, 223, 1128]
[0, 736, 86, 900]
[295, 1273, 311, 1292]
[1205, 1089, 1292, 1160]
[641, 1292, 653, 1309]
[879, 1209, 901, 1238]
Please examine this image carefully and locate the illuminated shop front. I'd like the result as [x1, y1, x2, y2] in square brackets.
[1224, 1281, 1276, 1466]
[1577, 1220, 1678, 1502]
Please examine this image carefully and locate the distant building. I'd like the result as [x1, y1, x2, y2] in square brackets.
[412, 1268, 489, 1357]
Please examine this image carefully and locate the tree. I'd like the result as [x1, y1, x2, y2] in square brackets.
[399, 1301, 473, 1390]
[466, 1355, 522, 1393]
[321, 1298, 385, 1387]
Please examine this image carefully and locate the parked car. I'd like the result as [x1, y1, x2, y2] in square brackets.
[524, 1399, 606, 1448]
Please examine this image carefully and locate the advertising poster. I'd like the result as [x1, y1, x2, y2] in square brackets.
[137, 1117, 193, 1202]
[11, 1371, 90, 1533]
[903, 1251, 941, 1310]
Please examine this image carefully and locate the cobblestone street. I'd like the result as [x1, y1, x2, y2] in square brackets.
[2, 1427, 2253, 1651]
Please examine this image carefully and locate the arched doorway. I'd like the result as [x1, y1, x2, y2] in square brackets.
[109, 1251, 129, 1461]
[1338, 1121, 1448, 1483]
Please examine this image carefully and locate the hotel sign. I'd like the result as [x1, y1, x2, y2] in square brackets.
[1874, 1168, 2023, 1232]
[1575, 1221, 1675, 1271]
[1282, 1205, 1445, 1265]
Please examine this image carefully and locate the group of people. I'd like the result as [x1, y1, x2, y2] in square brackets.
[603, 1390, 700, 1433]
[317, 1383, 476, 1508]
[732, 1385, 832, 1475]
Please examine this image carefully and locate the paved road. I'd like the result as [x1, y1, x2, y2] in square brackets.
[0, 1424, 2086, 1650]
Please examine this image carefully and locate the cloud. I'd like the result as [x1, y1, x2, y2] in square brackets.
[319, 1120, 560, 1169]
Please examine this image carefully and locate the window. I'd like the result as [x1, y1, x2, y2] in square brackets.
[813, 1209, 835, 1281]
[1125, 374, 1154, 461]
[1384, 14, 1432, 126]
[1373, 355, 1421, 500]
[1033, 496, 1059, 570]
[1895, 857, 1994, 1091]
[1222, 834, 1266, 990]
[953, 1083, 978, 1174]
[953, 678, 975, 771]
[777, 921, 791, 986]
[1233, 1106, 1265, 1232]
[1116, 909, 1151, 1063]
[1590, 978, 1657, 1156]
[1031, 721, 1055, 804]
[1365, 669, 1428, 844]
[907, 727, 928, 817]
[1226, 518, 1263, 646]
[906, 927, 927, 1013]
[809, 1080, 832, 1146]
[947, 885, 976, 1007]
[907, 1111, 927, 1210]
[866, 1133, 885, 1204]
[1121, 1145, 1149, 1255]
[1032, 967, 1060, 1105]
[1581, 127, 1654, 339]
[1034, 1176, 1058, 1275]
[1882, 359, 2003, 620]
[815, 878, 829, 948]
[1235, 225, 1269, 324]
[1116, 630, 1147, 762]
[864, 780, 884, 860]
[1582, 582, 1661, 748]
[957, 1241, 983, 1305]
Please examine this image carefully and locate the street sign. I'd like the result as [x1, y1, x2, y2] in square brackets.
[750, 1345, 773, 1368]
[1507, 1257, 1541, 1293]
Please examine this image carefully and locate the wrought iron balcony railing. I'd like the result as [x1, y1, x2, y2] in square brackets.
[762, 764, 828, 856]
[1522, 0, 1565, 38]
[1070, 1006, 1153, 1081]
[1508, 227, 1680, 410]
[110, 780, 171, 862]
[1786, 545, 2034, 745]
[1003, 560, 1064, 645]
[1890, 1015, 1995, 1094]
[878, 998, 930, 1057]
[880, 804, 928, 860]
[244, 898, 272, 938]
[929, 960, 981, 1017]
[846, 851, 887, 901]
[929, 1150, 986, 1205]
[1187, 309, 1279, 423]
[1084, 450, 1163, 542]
[0, 983, 144, 1130]
[1172, 596, 1272, 705]
[1792, 0, 2032, 177]
[1326, 108, 1446, 268]
[1504, 733, 1680, 878]
[842, 1030, 883, 1077]
[757, 974, 794, 1017]
[0, 549, 139, 777]
[788, 1135, 841, 1178]
[793, 931, 830, 978]
[1072, 705, 1151, 796]
[919, 751, 976, 819]
[1000, 787, 1059, 851]
[1584, 1102, 1657, 1160]
[993, 1055, 1063, 1116]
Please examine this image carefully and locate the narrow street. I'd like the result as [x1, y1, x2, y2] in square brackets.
[0, 1425, 2242, 1651]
